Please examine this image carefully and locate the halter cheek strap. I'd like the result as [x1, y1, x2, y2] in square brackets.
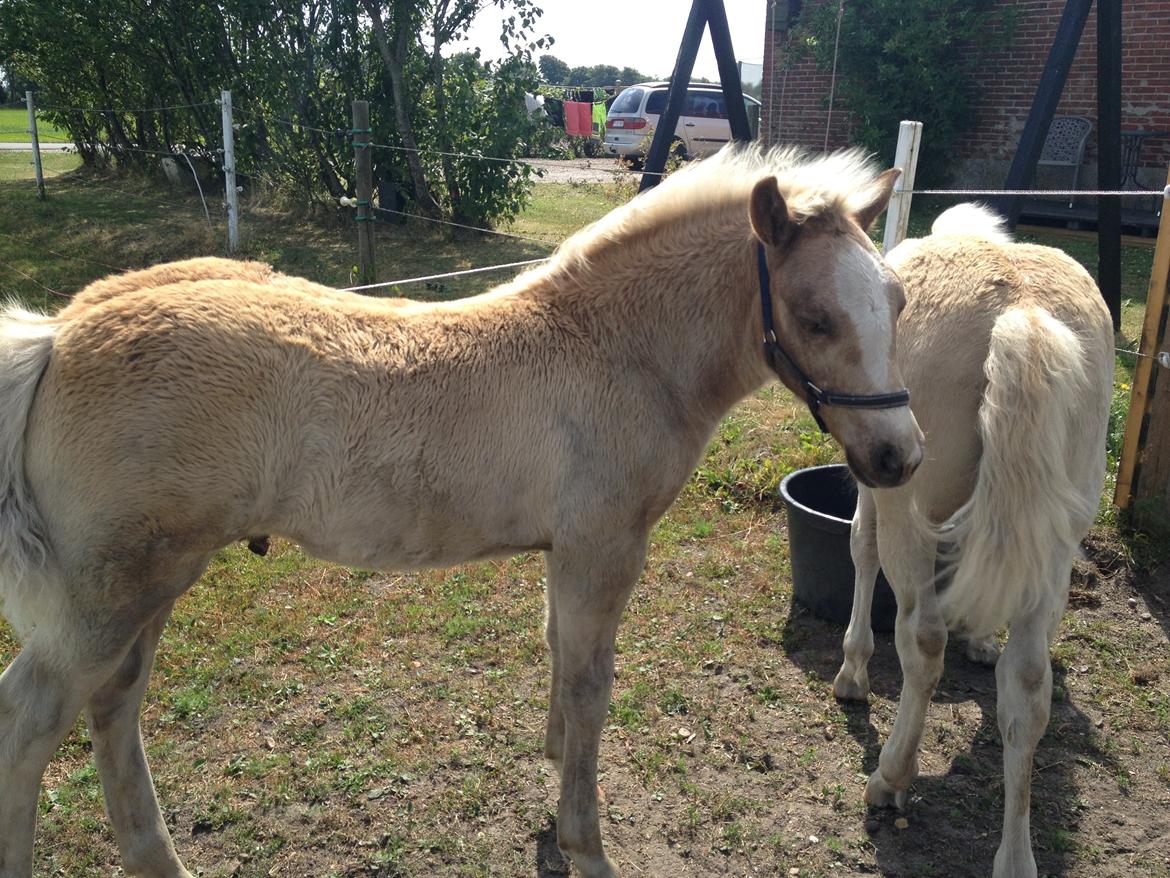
[757, 243, 911, 434]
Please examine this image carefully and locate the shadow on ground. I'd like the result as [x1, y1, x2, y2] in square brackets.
[779, 586, 1123, 878]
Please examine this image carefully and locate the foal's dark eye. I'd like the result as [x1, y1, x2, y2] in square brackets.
[800, 316, 833, 337]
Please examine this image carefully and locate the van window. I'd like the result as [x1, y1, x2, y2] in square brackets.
[645, 90, 668, 114]
[685, 91, 727, 119]
[609, 88, 645, 115]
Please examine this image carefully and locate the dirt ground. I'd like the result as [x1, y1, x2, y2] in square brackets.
[526, 157, 634, 185]
[25, 506, 1170, 878]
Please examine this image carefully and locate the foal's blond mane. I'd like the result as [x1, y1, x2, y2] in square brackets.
[552, 145, 884, 272]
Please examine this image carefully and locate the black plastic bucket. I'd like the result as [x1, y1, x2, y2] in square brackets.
[779, 464, 897, 633]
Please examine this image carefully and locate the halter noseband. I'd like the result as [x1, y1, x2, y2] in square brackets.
[757, 243, 911, 434]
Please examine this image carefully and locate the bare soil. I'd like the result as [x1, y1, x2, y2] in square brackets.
[30, 523, 1168, 878]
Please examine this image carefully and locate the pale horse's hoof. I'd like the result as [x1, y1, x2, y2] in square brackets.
[993, 842, 1039, 878]
[832, 665, 870, 702]
[560, 850, 621, 878]
[864, 769, 909, 810]
[965, 635, 1001, 667]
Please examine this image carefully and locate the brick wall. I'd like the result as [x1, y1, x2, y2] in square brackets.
[762, 0, 1170, 187]
[761, 2, 855, 151]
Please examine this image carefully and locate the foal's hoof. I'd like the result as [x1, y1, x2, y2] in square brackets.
[832, 667, 870, 702]
[965, 636, 1001, 667]
[992, 843, 1038, 878]
[864, 770, 908, 810]
[560, 850, 620, 878]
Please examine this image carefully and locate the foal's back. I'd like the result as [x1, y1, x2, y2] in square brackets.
[886, 224, 1113, 525]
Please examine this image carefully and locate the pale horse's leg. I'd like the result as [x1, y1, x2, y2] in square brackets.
[0, 615, 147, 878]
[834, 485, 879, 701]
[991, 545, 1072, 878]
[864, 513, 945, 808]
[85, 601, 193, 878]
[544, 539, 646, 878]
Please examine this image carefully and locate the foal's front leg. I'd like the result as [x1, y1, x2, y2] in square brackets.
[834, 486, 880, 701]
[544, 541, 645, 878]
[865, 523, 944, 808]
[543, 575, 565, 776]
[86, 602, 193, 878]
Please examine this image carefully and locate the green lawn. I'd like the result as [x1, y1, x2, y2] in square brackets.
[0, 158, 1167, 878]
[0, 106, 70, 143]
[0, 149, 80, 182]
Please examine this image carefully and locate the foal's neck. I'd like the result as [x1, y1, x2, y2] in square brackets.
[538, 211, 771, 431]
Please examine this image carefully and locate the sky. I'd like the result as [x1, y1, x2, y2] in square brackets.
[459, 0, 768, 84]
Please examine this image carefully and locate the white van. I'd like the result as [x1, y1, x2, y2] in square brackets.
[603, 82, 761, 163]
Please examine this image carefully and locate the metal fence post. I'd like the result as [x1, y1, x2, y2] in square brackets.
[882, 120, 923, 255]
[352, 100, 375, 285]
[221, 89, 239, 253]
[25, 91, 45, 201]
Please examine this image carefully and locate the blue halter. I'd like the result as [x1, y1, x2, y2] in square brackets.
[756, 243, 911, 433]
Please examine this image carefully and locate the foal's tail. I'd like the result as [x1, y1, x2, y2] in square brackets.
[0, 303, 57, 588]
[937, 306, 1098, 639]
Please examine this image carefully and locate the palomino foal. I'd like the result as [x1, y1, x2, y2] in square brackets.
[0, 147, 919, 878]
[833, 204, 1113, 878]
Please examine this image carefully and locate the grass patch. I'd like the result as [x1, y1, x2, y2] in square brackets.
[0, 107, 69, 144]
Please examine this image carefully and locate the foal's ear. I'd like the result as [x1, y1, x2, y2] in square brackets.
[749, 176, 792, 247]
[852, 167, 902, 231]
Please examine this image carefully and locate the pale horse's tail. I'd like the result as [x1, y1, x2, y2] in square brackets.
[0, 304, 57, 607]
[936, 305, 1099, 639]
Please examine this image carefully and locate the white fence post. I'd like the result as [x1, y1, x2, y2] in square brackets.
[25, 90, 45, 201]
[882, 120, 923, 254]
[221, 89, 239, 253]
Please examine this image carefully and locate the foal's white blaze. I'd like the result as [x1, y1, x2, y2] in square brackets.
[833, 242, 897, 388]
[824, 238, 922, 488]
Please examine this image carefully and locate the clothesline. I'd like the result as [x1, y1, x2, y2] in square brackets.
[562, 97, 608, 139]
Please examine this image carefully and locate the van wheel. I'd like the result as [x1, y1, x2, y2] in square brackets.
[670, 138, 688, 161]
[623, 155, 644, 171]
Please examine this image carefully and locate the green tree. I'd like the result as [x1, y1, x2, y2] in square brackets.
[0, 0, 550, 226]
[538, 53, 570, 84]
[795, 0, 1012, 184]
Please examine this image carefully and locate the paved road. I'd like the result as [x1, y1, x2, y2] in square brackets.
[526, 157, 636, 185]
[0, 142, 73, 151]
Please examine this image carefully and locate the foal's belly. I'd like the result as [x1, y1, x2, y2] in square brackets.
[285, 513, 551, 574]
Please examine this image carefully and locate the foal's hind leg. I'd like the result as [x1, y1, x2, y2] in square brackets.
[545, 540, 646, 878]
[865, 518, 945, 809]
[0, 624, 142, 877]
[85, 602, 193, 878]
[992, 549, 1069, 878]
[834, 486, 879, 701]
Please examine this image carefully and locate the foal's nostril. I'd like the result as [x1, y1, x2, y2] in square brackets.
[874, 443, 906, 484]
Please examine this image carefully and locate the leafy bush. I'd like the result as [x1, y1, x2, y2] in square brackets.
[794, 0, 1014, 184]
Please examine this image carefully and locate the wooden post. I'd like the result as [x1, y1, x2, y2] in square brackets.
[1097, 0, 1123, 330]
[882, 121, 923, 255]
[352, 100, 376, 285]
[1114, 168, 1170, 514]
[220, 90, 239, 253]
[25, 91, 45, 201]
